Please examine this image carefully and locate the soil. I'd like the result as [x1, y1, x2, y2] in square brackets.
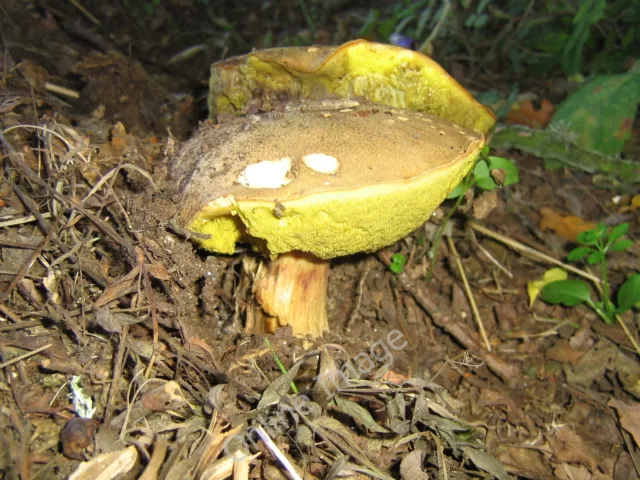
[0, 2, 639, 480]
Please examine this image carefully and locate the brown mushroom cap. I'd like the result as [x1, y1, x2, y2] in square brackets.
[171, 104, 484, 258]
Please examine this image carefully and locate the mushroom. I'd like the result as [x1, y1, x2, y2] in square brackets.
[209, 39, 496, 135]
[170, 104, 485, 339]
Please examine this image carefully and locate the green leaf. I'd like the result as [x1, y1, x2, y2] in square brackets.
[607, 223, 629, 243]
[475, 176, 497, 191]
[608, 239, 633, 253]
[541, 280, 592, 307]
[527, 268, 568, 307]
[488, 156, 519, 186]
[391, 253, 407, 266]
[577, 229, 598, 245]
[473, 159, 490, 178]
[389, 263, 403, 274]
[389, 254, 407, 274]
[551, 68, 640, 155]
[446, 183, 466, 199]
[616, 274, 640, 314]
[567, 246, 592, 262]
[587, 250, 604, 265]
[562, 0, 606, 74]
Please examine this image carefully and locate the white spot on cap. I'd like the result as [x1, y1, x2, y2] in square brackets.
[238, 158, 292, 189]
[302, 154, 340, 174]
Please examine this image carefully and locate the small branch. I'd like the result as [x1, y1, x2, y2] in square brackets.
[446, 236, 491, 352]
[468, 221, 601, 284]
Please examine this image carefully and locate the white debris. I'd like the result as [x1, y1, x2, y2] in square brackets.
[302, 154, 340, 174]
[238, 158, 292, 189]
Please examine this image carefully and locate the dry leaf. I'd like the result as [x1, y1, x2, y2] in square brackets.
[69, 445, 138, 480]
[608, 398, 640, 448]
[546, 340, 586, 365]
[506, 98, 556, 128]
[550, 427, 597, 470]
[145, 262, 171, 280]
[553, 463, 591, 480]
[399, 450, 429, 480]
[472, 190, 499, 220]
[94, 266, 140, 307]
[539, 207, 598, 242]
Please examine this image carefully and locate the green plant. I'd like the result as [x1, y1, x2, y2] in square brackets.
[446, 148, 520, 199]
[389, 253, 408, 274]
[425, 148, 519, 280]
[363, 0, 639, 77]
[541, 223, 640, 324]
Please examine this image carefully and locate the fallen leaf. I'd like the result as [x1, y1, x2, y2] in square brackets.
[527, 267, 568, 307]
[462, 446, 511, 480]
[609, 398, 640, 448]
[539, 207, 598, 242]
[140, 381, 187, 412]
[399, 450, 429, 480]
[506, 99, 556, 128]
[549, 427, 597, 470]
[145, 262, 171, 281]
[546, 340, 586, 365]
[565, 339, 640, 397]
[94, 266, 140, 307]
[333, 396, 390, 434]
[472, 190, 499, 220]
[498, 447, 549, 478]
[554, 463, 591, 480]
[68, 445, 138, 480]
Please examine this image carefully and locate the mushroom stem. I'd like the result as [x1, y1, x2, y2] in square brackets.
[251, 252, 330, 339]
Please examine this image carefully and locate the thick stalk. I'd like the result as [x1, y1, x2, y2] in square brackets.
[251, 252, 330, 338]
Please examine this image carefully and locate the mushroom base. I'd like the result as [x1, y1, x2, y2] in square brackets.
[249, 252, 329, 339]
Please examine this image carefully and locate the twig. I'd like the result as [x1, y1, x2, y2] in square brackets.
[0, 212, 52, 228]
[468, 221, 601, 284]
[446, 236, 491, 352]
[253, 425, 301, 480]
[346, 260, 370, 330]
[44, 82, 80, 99]
[104, 325, 128, 427]
[1, 133, 136, 258]
[0, 343, 51, 369]
[615, 314, 640, 357]
[0, 215, 61, 305]
[138, 436, 168, 480]
[467, 227, 513, 279]
[0, 304, 22, 323]
[68, 0, 101, 26]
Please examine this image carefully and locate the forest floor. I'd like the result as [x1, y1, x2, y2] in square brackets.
[1, 1, 639, 479]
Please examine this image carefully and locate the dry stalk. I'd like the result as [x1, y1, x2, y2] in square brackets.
[446, 236, 491, 352]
